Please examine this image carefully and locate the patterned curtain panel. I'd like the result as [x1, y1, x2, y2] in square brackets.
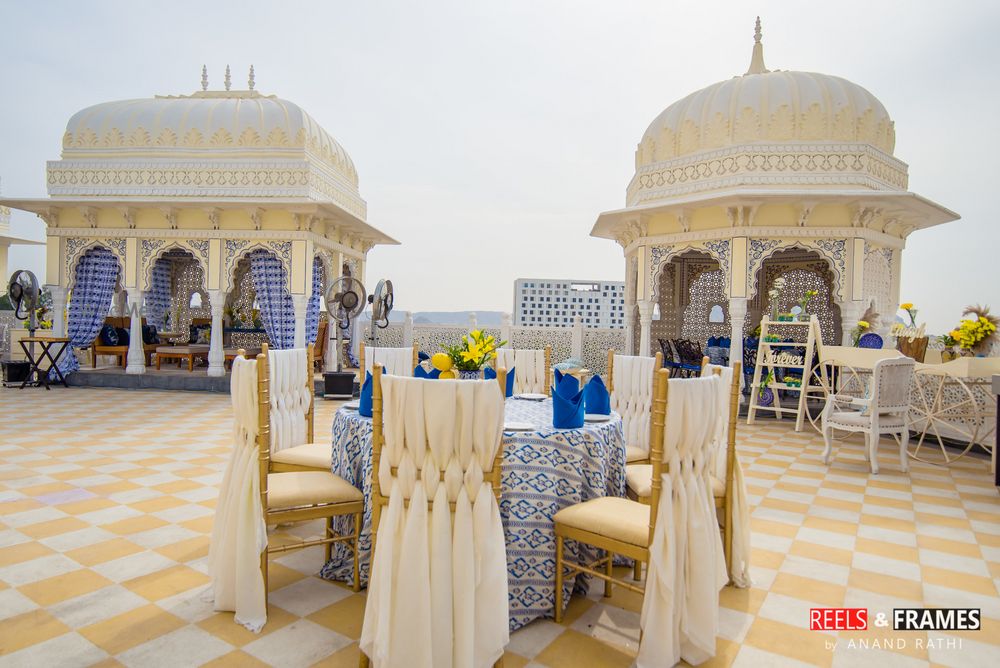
[305, 256, 324, 344]
[56, 247, 120, 377]
[248, 250, 295, 349]
[145, 259, 173, 330]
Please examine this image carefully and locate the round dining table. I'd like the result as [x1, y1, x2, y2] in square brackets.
[319, 396, 626, 631]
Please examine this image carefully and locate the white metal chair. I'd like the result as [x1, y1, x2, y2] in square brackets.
[496, 345, 551, 396]
[358, 344, 419, 380]
[359, 365, 508, 668]
[607, 349, 663, 463]
[822, 356, 916, 474]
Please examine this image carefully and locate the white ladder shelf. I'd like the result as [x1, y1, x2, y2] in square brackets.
[746, 316, 823, 432]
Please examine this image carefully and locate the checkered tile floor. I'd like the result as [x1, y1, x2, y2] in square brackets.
[1, 386, 997, 667]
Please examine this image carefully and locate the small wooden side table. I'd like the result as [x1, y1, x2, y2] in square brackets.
[19, 336, 71, 390]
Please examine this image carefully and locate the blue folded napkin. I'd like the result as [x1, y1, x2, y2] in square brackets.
[483, 366, 515, 397]
[418, 351, 430, 362]
[553, 368, 580, 396]
[720, 337, 731, 348]
[708, 336, 719, 347]
[414, 365, 441, 379]
[359, 372, 373, 417]
[552, 377, 585, 429]
[583, 375, 611, 415]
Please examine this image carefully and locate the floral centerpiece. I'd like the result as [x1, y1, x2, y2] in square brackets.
[850, 320, 871, 346]
[797, 289, 818, 321]
[437, 330, 506, 379]
[949, 305, 998, 356]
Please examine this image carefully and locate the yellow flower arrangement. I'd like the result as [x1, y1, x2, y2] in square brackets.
[850, 320, 871, 347]
[441, 329, 507, 371]
[899, 302, 918, 327]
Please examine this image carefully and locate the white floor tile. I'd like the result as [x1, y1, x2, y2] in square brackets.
[243, 619, 351, 668]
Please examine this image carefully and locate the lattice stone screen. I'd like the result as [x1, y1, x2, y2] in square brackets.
[172, 257, 211, 340]
[0, 311, 13, 355]
[582, 329, 627, 376]
[680, 269, 729, 340]
[413, 325, 472, 357]
[862, 247, 892, 328]
[510, 326, 573, 363]
[365, 323, 404, 349]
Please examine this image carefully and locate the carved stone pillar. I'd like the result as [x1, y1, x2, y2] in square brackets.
[728, 297, 748, 373]
[125, 288, 145, 374]
[839, 300, 866, 346]
[207, 290, 226, 377]
[292, 294, 309, 349]
[637, 300, 655, 358]
[500, 312, 512, 349]
[47, 284, 69, 338]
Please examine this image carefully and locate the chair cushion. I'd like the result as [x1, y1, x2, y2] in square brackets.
[828, 411, 905, 429]
[625, 445, 647, 463]
[267, 471, 362, 510]
[625, 464, 725, 499]
[141, 324, 159, 345]
[271, 443, 332, 470]
[555, 496, 650, 547]
[115, 327, 130, 346]
[99, 324, 118, 346]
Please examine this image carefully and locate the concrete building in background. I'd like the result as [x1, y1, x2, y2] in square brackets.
[514, 278, 625, 328]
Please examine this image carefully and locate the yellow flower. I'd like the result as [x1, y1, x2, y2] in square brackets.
[857, 320, 869, 329]
[900, 302, 913, 310]
[470, 330, 482, 341]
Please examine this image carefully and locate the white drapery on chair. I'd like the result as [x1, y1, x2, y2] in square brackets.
[611, 353, 659, 461]
[638, 375, 728, 667]
[266, 348, 312, 454]
[360, 374, 509, 668]
[207, 357, 268, 632]
[361, 345, 417, 378]
[496, 348, 548, 395]
[701, 363, 752, 588]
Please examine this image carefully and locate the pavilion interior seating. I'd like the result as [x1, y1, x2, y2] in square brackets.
[495, 344, 551, 395]
[90, 316, 159, 367]
[607, 349, 663, 464]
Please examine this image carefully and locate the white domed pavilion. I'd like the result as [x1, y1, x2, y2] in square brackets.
[2, 67, 396, 377]
[591, 19, 958, 366]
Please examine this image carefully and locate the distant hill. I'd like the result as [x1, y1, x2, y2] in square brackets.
[359, 310, 505, 326]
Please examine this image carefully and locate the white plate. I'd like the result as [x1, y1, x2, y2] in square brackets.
[342, 400, 360, 410]
[503, 422, 535, 432]
[515, 393, 548, 401]
[584, 413, 611, 422]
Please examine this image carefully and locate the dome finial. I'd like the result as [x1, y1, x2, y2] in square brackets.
[745, 16, 769, 75]
[201, 65, 208, 91]
[224, 65, 232, 91]
[248, 65, 255, 91]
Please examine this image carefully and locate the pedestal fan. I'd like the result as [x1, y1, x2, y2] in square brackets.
[367, 279, 393, 347]
[323, 275, 366, 398]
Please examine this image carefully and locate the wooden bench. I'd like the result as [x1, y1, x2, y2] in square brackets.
[91, 317, 158, 367]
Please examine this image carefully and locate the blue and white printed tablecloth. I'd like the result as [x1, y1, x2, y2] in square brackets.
[318, 397, 626, 631]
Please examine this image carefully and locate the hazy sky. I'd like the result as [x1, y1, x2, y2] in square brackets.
[2, 0, 998, 333]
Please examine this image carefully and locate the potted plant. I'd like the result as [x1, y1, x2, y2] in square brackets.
[438, 330, 506, 379]
[938, 332, 959, 362]
[757, 370, 775, 407]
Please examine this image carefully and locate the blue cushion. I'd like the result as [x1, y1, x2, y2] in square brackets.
[99, 324, 118, 346]
[115, 327, 130, 346]
[707, 336, 719, 347]
[141, 325, 159, 345]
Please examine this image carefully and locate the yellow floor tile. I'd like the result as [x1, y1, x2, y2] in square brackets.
[18, 516, 90, 539]
[743, 617, 833, 668]
[55, 497, 118, 515]
[916, 534, 983, 558]
[557, 593, 595, 627]
[860, 514, 916, 533]
[101, 515, 169, 535]
[0, 540, 53, 566]
[718, 586, 768, 616]
[128, 496, 187, 513]
[0, 609, 71, 656]
[310, 643, 362, 668]
[79, 604, 186, 655]
[915, 512, 971, 529]
[789, 540, 853, 566]
[154, 535, 209, 563]
[769, 573, 845, 606]
[202, 650, 273, 668]
[847, 569, 923, 601]
[18, 568, 113, 606]
[265, 562, 308, 592]
[921, 566, 998, 595]
[66, 537, 144, 566]
[179, 515, 215, 533]
[0, 499, 44, 515]
[307, 594, 366, 638]
[855, 537, 919, 562]
[749, 548, 786, 570]
[196, 606, 296, 647]
[123, 564, 209, 601]
[802, 516, 858, 536]
[535, 628, 635, 668]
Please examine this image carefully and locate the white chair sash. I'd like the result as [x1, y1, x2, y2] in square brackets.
[496, 348, 546, 395]
[365, 346, 414, 377]
[638, 375, 728, 667]
[611, 354, 657, 454]
[207, 356, 268, 632]
[360, 377, 509, 668]
[701, 364, 752, 588]
[268, 348, 311, 453]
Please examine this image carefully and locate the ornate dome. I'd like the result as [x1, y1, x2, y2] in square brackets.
[636, 22, 895, 168]
[60, 88, 358, 187]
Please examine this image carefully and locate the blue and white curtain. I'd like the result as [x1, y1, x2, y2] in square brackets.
[145, 259, 172, 331]
[56, 247, 120, 377]
[249, 250, 295, 349]
[306, 256, 324, 345]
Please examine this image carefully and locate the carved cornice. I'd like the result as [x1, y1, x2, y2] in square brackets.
[627, 143, 908, 206]
[623, 226, 904, 256]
